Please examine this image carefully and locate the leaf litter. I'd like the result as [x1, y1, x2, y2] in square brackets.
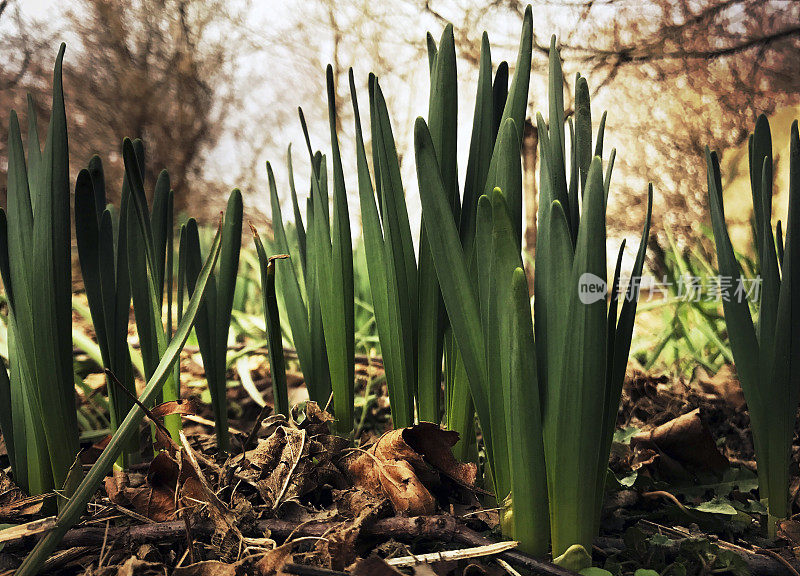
[3, 368, 800, 574]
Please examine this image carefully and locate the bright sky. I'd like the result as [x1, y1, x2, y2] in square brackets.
[10, 0, 645, 262]
[19, 0, 61, 19]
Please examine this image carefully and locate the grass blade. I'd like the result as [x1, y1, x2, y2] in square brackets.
[252, 230, 289, 416]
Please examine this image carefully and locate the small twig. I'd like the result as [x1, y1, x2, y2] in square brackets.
[385, 541, 518, 566]
[175, 546, 191, 568]
[113, 504, 157, 525]
[238, 403, 277, 465]
[0, 517, 57, 544]
[497, 558, 524, 576]
[178, 431, 240, 537]
[461, 507, 502, 517]
[642, 490, 695, 517]
[97, 520, 111, 568]
[41, 547, 95, 573]
[182, 514, 194, 566]
[104, 368, 173, 446]
[184, 414, 246, 436]
[756, 548, 800, 576]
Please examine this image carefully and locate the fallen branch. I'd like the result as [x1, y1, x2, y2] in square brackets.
[25, 513, 794, 576]
[29, 515, 459, 550]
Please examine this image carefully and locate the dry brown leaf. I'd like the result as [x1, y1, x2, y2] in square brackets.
[238, 422, 348, 510]
[254, 542, 294, 576]
[173, 560, 239, 576]
[104, 473, 177, 523]
[778, 519, 800, 546]
[403, 423, 478, 487]
[334, 489, 387, 519]
[317, 490, 384, 570]
[151, 398, 203, 419]
[692, 365, 745, 410]
[350, 431, 434, 515]
[302, 401, 335, 435]
[349, 424, 477, 516]
[0, 469, 44, 518]
[116, 556, 165, 576]
[350, 555, 405, 575]
[243, 427, 306, 508]
[631, 408, 729, 479]
[104, 443, 218, 523]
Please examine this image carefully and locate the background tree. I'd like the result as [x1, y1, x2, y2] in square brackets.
[0, 0, 257, 216]
[0, 0, 55, 202]
[420, 0, 800, 250]
[63, 0, 254, 213]
[1, 0, 797, 241]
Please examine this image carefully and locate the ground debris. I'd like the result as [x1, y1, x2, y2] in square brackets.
[630, 408, 729, 480]
[348, 424, 477, 516]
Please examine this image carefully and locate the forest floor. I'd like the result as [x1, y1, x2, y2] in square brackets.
[1, 342, 799, 576]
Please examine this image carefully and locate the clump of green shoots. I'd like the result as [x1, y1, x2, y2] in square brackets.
[181, 189, 243, 453]
[0, 44, 81, 503]
[123, 138, 185, 443]
[265, 152, 331, 411]
[75, 154, 140, 468]
[264, 67, 355, 435]
[251, 229, 290, 417]
[534, 38, 652, 558]
[349, 70, 423, 429]
[415, 28, 652, 561]
[706, 116, 800, 535]
[18, 217, 223, 576]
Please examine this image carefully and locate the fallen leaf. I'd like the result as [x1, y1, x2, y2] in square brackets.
[245, 427, 306, 508]
[151, 398, 203, 419]
[104, 472, 177, 523]
[350, 430, 435, 516]
[349, 424, 476, 516]
[402, 423, 478, 487]
[351, 555, 404, 575]
[692, 366, 745, 410]
[334, 489, 387, 519]
[317, 492, 383, 570]
[0, 469, 44, 518]
[301, 401, 336, 435]
[631, 409, 729, 479]
[104, 443, 220, 523]
[778, 519, 800, 546]
[116, 556, 164, 576]
[173, 560, 238, 576]
[238, 423, 348, 510]
[254, 542, 293, 576]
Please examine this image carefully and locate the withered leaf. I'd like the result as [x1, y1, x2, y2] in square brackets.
[402, 423, 478, 487]
[116, 556, 165, 576]
[351, 555, 404, 575]
[349, 424, 477, 516]
[631, 408, 729, 479]
[254, 542, 294, 576]
[173, 560, 239, 576]
[238, 424, 348, 510]
[317, 490, 384, 570]
[151, 398, 203, 419]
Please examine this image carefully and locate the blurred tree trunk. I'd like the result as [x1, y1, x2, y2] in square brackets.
[522, 118, 538, 257]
